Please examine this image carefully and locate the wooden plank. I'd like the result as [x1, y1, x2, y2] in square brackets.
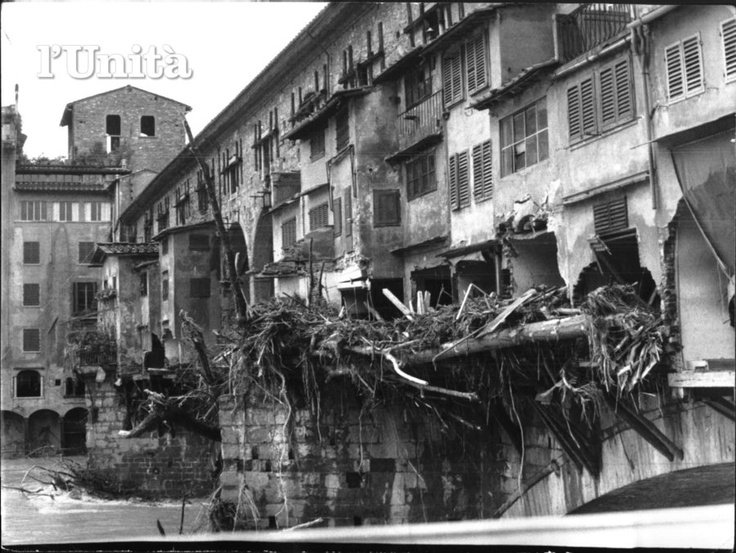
[477, 288, 537, 337]
[668, 370, 735, 388]
[382, 288, 414, 321]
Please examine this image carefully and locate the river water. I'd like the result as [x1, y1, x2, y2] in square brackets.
[1, 456, 210, 545]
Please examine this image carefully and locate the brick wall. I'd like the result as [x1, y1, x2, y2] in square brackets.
[217, 390, 510, 529]
[86, 380, 217, 498]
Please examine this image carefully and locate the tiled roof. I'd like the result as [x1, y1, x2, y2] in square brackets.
[14, 181, 109, 193]
[95, 242, 159, 257]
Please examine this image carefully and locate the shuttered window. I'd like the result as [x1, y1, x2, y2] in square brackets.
[567, 57, 634, 143]
[664, 34, 704, 101]
[23, 328, 41, 352]
[443, 52, 464, 107]
[593, 196, 628, 236]
[449, 151, 470, 210]
[721, 18, 736, 83]
[465, 33, 488, 93]
[24, 241, 40, 264]
[344, 193, 352, 237]
[373, 190, 401, 227]
[336, 109, 350, 151]
[333, 197, 342, 237]
[23, 283, 40, 306]
[282, 217, 297, 249]
[472, 140, 493, 202]
[189, 278, 211, 298]
[406, 151, 436, 200]
[309, 202, 329, 231]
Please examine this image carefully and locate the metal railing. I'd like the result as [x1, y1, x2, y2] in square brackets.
[397, 90, 443, 152]
[558, 4, 633, 62]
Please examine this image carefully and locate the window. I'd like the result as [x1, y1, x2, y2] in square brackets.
[24, 241, 40, 264]
[106, 114, 121, 152]
[161, 271, 169, 301]
[373, 189, 401, 227]
[79, 242, 95, 264]
[140, 115, 155, 137]
[336, 109, 349, 151]
[139, 272, 148, 297]
[65, 377, 85, 398]
[593, 196, 628, 236]
[189, 278, 211, 298]
[58, 201, 73, 222]
[189, 234, 210, 251]
[23, 284, 40, 306]
[73, 282, 98, 315]
[723, 18, 736, 83]
[282, 218, 297, 249]
[175, 183, 191, 226]
[310, 127, 326, 160]
[144, 210, 154, 242]
[501, 98, 549, 176]
[465, 32, 489, 94]
[406, 152, 436, 200]
[449, 151, 470, 210]
[472, 140, 493, 202]
[665, 34, 704, 101]
[405, 63, 432, 108]
[157, 197, 170, 232]
[443, 51, 464, 107]
[344, 193, 353, 238]
[333, 197, 343, 237]
[15, 370, 41, 398]
[567, 58, 633, 143]
[89, 202, 103, 222]
[196, 171, 209, 213]
[20, 201, 47, 221]
[23, 329, 41, 352]
[309, 203, 329, 231]
[161, 236, 169, 255]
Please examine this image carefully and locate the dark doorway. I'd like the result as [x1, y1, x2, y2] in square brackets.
[62, 408, 88, 455]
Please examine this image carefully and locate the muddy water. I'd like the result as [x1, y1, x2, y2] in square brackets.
[1, 456, 210, 544]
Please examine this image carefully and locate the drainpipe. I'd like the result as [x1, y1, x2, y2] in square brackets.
[631, 11, 658, 209]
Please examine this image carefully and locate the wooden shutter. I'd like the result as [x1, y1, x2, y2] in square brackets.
[466, 34, 488, 93]
[600, 58, 632, 128]
[723, 18, 736, 82]
[567, 84, 582, 140]
[580, 78, 596, 137]
[665, 41, 684, 99]
[333, 197, 342, 236]
[599, 65, 616, 127]
[457, 151, 470, 208]
[614, 58, 633, 120]
[682, 35, 703, 95]
[373, 190, 401, 227]
[593, 196, 628, 236]
[443, 53, 463, 107]
[449, 154, 458, 210]
[472, 141, 493, 202]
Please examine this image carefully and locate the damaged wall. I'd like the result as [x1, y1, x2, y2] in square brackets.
[217, 392, 510, 528]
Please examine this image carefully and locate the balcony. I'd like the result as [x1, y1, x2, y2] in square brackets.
[394, 90, 444, 158]
[557, 4, 633, 63]
[66, 329, 118, 369]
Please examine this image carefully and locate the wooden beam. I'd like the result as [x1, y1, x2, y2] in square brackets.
[668, 370, 735, 388]
[605, 393, 683, 461]
[349, 314, 590, 366]
[702, 397, 736, 422]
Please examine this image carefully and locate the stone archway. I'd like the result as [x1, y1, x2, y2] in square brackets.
[62, 407, 88, 455]
[28, 409, 61, 456]
[1, 411, 26, 457]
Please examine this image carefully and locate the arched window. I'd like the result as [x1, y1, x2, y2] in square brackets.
[15, 370, 42, 398]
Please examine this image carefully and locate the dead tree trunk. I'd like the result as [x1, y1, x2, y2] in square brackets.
[184, 119, 249, 325]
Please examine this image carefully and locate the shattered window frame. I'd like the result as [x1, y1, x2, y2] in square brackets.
[500, 97, 548, 177]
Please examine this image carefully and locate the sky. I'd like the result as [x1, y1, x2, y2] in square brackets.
[1, 1, 327, 159]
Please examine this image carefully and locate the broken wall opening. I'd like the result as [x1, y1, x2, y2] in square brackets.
[411, 265, 452, 308]
[506, 232, 564, 293]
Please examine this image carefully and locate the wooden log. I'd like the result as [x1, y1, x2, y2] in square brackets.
[348, 314, 590, 366]
[477, 288, 537, 337]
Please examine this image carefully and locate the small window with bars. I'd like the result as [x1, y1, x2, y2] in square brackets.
[664, 34, 704, 101]
[282, 217, 297, 249]
[189, 277, 211, 298]
[23, 283, 40, 306]
[309, 203, 329, 231]
[24, 241, 40, 264]
[501, 97, 549, 176]
[449, 150, 470, 210]
[373, 189, 401, 227]
[471, 140, 493, 202]
[23, 328, 41, 352]
[723, 18, 736, 83]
